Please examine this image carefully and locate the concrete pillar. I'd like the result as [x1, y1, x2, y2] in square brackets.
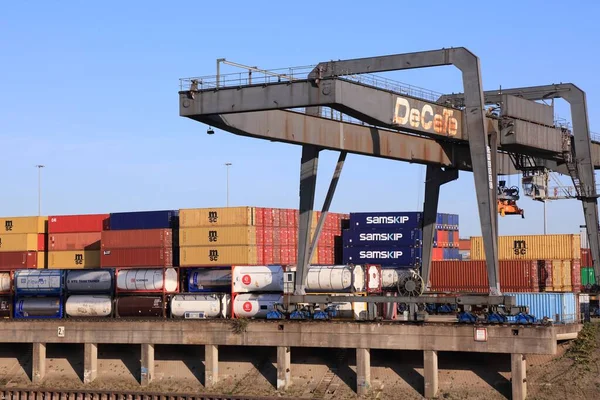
[277, 346, 291, 390]
[32, 342, 46, 384]
[511, 353, 527, 400]
[83, 343, 98, 384]
[356, 348, 371, 396]
[424, 350, 439, 399]
[141, 343, 154, 387]
[205, 344, 218, 388]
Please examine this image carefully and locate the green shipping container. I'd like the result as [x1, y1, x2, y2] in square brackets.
[581, 267, 596, 286]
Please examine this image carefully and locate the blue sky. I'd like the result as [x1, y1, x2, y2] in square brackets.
[1, 0, 599, 237]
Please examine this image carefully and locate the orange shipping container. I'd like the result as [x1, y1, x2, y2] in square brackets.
[179, 207, 257, 227]
[470, 234, 580, 260]
[50, 232, 102, 251]
[48, 250, 101, 269]
[180, 227, 256, 247]
[0, 216, 47, 234]
[0, 233, 45, 252]
[180, 246, 259, 266]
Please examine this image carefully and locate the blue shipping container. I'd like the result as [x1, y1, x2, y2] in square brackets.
[342, 228, 422, 248]
[342, 247, 421, 267]
[13, 296, 64, 319]
[349, 212, 423, 230]
[505, 293, 578, 324]
[14, 270, 64, 296]
[109, 210, 179, 230]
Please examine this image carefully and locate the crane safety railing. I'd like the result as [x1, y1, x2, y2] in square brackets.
[179, 62, 444, 104]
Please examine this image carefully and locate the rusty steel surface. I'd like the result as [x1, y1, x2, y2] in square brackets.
[0, 388, 292, 400]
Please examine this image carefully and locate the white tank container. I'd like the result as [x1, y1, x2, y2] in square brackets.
[381, 268, 400, 288]
[0, 272, 10, 292]
[366, 265, 382, 293]
[232, 265, 284, 293]
[306, 265, 365, 293]
[116, 268, 178, 293]
[170, 294, 230, 318]
[15, 270, 62, 294]
[233, 293, 282, 318]
[65, 295, 112, 317]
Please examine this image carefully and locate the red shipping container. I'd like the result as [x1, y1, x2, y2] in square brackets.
[255, 227, 265, 246]
[101, 247, 173, 267]
[50, 232, 102, 251]
[262, 208, 273, 227]
[273, 228, 281, 246]
[257, 247, 264, 265]
[272, 246, 281, 264]
[429, 260, 538, 293]
[288, 209, 298, 228]
[255, 208, 265, 227]
[38, 234, 47, 251]
[432, 248, 444, 260]
[271, 209, 280, 228]
[458, 239, 471, 251]
[279, 209, 289, 228]
[537, 260, 553, 292]
[263, 246, 274, 265]
[581, 248, 592, 267]
[437, 230, 448, 247]
[280, 247, 290, 264]
[279, 228, 289, 246]
[48, 214, 109, 233]
[572, 259, 581, 293]
[0, 251, 39, 269]
[263, 227, 274, 246]
[101, 229, 173, 249]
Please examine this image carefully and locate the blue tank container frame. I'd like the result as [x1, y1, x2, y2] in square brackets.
[65, 269, 115, 295]
[13, 296, 64, 319]
[14, 270, 65, 296]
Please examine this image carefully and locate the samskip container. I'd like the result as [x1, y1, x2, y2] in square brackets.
[0, 234, 45, 252]
[0, 217, 47, 235]
[115, 296, 164, 317]
[505, 292, 577, 323]
[232, 265, 284, 293]
[305, 265, 365, 293]
[48, 250, 101, 269]
[187, 268, 232, 293]
[429, 260, 539, 293]
[0, 252, 39, 269]
[180, 246, 258, 266]
[0, 297, 11, 318]
[116, 268, 178, 293]
[342, 228, 422, 247]
[342, 247, 421, 267]
[470, 234, 580, 260]
[0, 272, 11, 293]
[49, 232, 102, 251]
[180, 207, 256, 227]
[109, 210, 178, 230]
[101, 229, 173, 249]
[48, 214, 109, 233]
[170, 293, 230, 318]
[232, 293, 282, 318]
[14, 270, 64, 295]
[65, 295, 112, 317]
[14, 297, 63, 319]
[101, 248, 173, 267]
[66, 269, 114, 294]
[348, 212, 423, 230]
[180, 226, 259, 246]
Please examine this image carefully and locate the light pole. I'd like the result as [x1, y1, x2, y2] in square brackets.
[35, 165, 45, 216]
[225, 163, 232, 207]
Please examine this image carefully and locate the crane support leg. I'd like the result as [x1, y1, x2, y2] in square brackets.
[308, 151, 347, 264]
[421, 166, 459, 290]
[295, 145, 320, 295]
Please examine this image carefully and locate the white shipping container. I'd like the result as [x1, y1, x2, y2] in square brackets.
[233, 293, 282, 318]
[366, 265, 382, 293]
[580, 226, 589, 249]
[65, 295, 112, 317]
[170, 294, 230, 318]
[0, 272, 10, 292]
[232, 265, 284, 293]
[116, 268, 178, 293]
[306, 265, 365, 293]
[381, 268, 400, 288]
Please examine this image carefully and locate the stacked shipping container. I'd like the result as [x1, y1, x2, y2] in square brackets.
[101, 211, 179, 268]
[0, 217, 47, 269]
[579, 226, 597, 290]
[342, 212, 460, 267]
[48, 214, 108, 269]
[179, 207, 346, 267]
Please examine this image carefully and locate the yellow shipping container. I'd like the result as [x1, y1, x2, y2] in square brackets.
[180, 226, 258, 246]
[48, 250, 101, 269]
[551, 260, 573, 292]
[180, 246, 258, 266]
[470, 234, 580, 261]
[0, 233, 40, 252]
[0, 216, 47, 234]
[180, 207, 257, 227]
[37, 251, 46, 269]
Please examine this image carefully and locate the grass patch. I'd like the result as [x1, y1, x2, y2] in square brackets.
[231, 317, 250, 334]
[565, 322, 599, 369]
